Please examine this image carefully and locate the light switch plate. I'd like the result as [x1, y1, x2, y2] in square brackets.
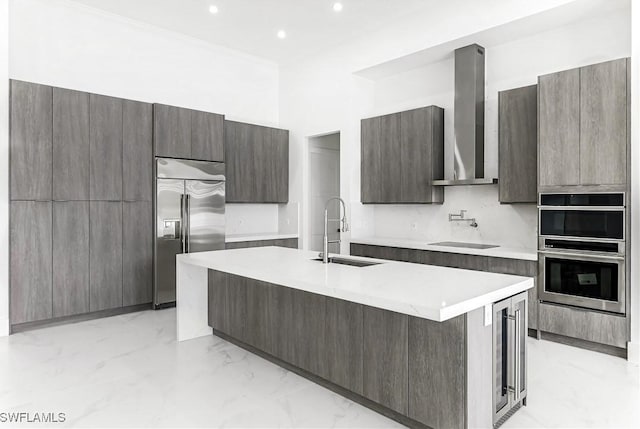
[484, 304, 492, 326]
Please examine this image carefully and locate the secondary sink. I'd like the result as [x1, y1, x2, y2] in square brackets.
[312, 256, 381, 267]
[428, 241, 499, 250]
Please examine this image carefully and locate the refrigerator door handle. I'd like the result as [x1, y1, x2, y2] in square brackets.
[186, 194, 191, 253]
[180, 194, 186, 253]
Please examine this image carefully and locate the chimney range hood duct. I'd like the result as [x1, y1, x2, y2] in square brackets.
[433, 44, 498, 186]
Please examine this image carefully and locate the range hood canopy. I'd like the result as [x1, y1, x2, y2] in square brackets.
[433, 44, 498, 186]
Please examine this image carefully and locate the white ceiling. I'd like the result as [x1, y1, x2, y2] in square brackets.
[67, 0, 438, 63]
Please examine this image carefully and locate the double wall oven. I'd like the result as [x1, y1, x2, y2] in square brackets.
[538, 193, 625, 314]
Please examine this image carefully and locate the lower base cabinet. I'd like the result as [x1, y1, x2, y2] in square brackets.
[363, 307, 408, 415]
[208, 269, 510, 429]
[225, 238, 298, 250]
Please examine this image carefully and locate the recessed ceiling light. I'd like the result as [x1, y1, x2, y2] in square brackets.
[277, 30, 287, 39]
[333, 2, 343, 12]
[208, 5, 218, 14]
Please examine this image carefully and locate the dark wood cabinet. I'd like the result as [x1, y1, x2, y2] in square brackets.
[499, 85, 538, 203]
[539, 58, 629, 189]
[123, 100, 153, 202]
[579, 59, 627, 186]
[53, 201, 90, 318]
[361, 106, 444, 204]
[208, 269, 229, 333]
[191, 110, 225, 162]
[363, 306, 408, 414]
[89, 202, 123, 312]
[244, 279, 272, 351]
[90, 94, 123, 201]
[153, 103, 224, 162]
[9, 201, 53, 325]
[291, 290, 326, 374]
[225, 274, 247, 341]
[224, 120, 289, 203]
[538, 69, 580, 187]
[322, 297, 364, 394]
[123, 202, 153, 306]
[53, 88, 90, 200]
[153, 103, 191, 159]
[225, 238, 298, 250]
[9, 80, 52, 201]
[408, 315, 465, 429]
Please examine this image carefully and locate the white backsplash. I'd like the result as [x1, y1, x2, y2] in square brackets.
[369, 186, 537, 250]
[225, 204, 279, 236]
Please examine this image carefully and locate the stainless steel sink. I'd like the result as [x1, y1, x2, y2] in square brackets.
[312, 256, 381, 267]
[428, 241, 499, 250]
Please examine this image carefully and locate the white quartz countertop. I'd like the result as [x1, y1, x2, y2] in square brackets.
[225, 233, 299, 243]
[178, 247, 534, 322]
[350, 237, 538, 261]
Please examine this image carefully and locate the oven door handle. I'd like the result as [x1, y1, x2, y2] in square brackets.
[539, 250, 624, 261]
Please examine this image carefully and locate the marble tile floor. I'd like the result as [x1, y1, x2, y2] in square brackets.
[0, 309, 637, 428]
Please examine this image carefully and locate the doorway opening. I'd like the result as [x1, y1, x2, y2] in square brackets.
[307, 132, 341, 253]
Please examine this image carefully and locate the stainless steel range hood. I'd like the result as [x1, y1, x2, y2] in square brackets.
[433, 44, 498, 186]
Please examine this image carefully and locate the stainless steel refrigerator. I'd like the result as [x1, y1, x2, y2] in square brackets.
[154, 158, 225, 308]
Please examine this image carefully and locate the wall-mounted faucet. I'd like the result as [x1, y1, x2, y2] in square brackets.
[449, 210, 478, 228]
[321, 197, 349, 263]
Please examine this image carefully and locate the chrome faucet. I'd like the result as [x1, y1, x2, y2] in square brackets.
[449, 210, 478, 228]
[321, 197, 349, 263]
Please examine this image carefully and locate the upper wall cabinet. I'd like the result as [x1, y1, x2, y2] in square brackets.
[10, 81, 53, 201]
[123, 100, 153, 202]
[153, 103, 224, 162]
[224, 120, 289, 203]
[499, 85, 538, 203]
[361, 106, 444, 204]
[539, 58, 628, 189]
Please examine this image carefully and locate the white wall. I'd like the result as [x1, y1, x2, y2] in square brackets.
[1, 0, 282, 335]
[280, 3, 631, 252]
[0, 0, 9, 336]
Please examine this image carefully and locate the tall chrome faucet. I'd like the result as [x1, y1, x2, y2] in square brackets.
[322, 197, 349, 263]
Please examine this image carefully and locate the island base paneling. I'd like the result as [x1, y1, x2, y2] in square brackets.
[208, 269, 507, 429]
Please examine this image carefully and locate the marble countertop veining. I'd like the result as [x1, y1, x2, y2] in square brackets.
[178, 247, 533, 322]
[225, 232, 299, 243]
[350, 236, 538, 261]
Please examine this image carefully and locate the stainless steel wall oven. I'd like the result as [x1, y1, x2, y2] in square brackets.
[538, 193, 625, 314]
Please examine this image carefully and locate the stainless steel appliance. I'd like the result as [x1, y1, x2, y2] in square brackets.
[538, 193, 626, 314]
[493, 292, 527, 427]
[154, 158, 225, 308]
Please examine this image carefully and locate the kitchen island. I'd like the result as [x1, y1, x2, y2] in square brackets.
[176, 247, 534, 428]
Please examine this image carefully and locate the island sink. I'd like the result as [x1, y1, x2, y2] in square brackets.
[311, 256, 382, 267]
[429, 241, 500, 249]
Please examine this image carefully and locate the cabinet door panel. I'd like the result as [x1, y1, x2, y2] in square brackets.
[400, 108, 431, 202]
[538, 70, 580, 187]
[123, 100, 153, 201]
[273, 128, 289, 203]
[226, 274, 247, 341]
[245, 279, 271, 351]
[53, 88, 90, 200]
[363, 306, 408, 414]
[580, 59, 627, 185]
[53, 201, 90, 317]
[380, 113, 401, 202]
[208, 270, 228, 331]
[499, 85, 538, 203]
[192, 110, 224, 162]
[123, 202, 152, 306]
[361, 117, 381, 203]
[10, 80, 52, 200]
[322, 297, 364, 394]
[90, 202, 123, 311]
[154, 104, 191, 159]
[266, 284, 293, 360]
[291, 290, 326, 374]
[224, 121, 254, 202]
[10, 202, 52, 324]
[409, 315, 465, 429]
[90, 94, 123, 200]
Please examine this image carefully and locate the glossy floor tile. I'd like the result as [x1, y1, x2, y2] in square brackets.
[0, 309, 638, 428]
